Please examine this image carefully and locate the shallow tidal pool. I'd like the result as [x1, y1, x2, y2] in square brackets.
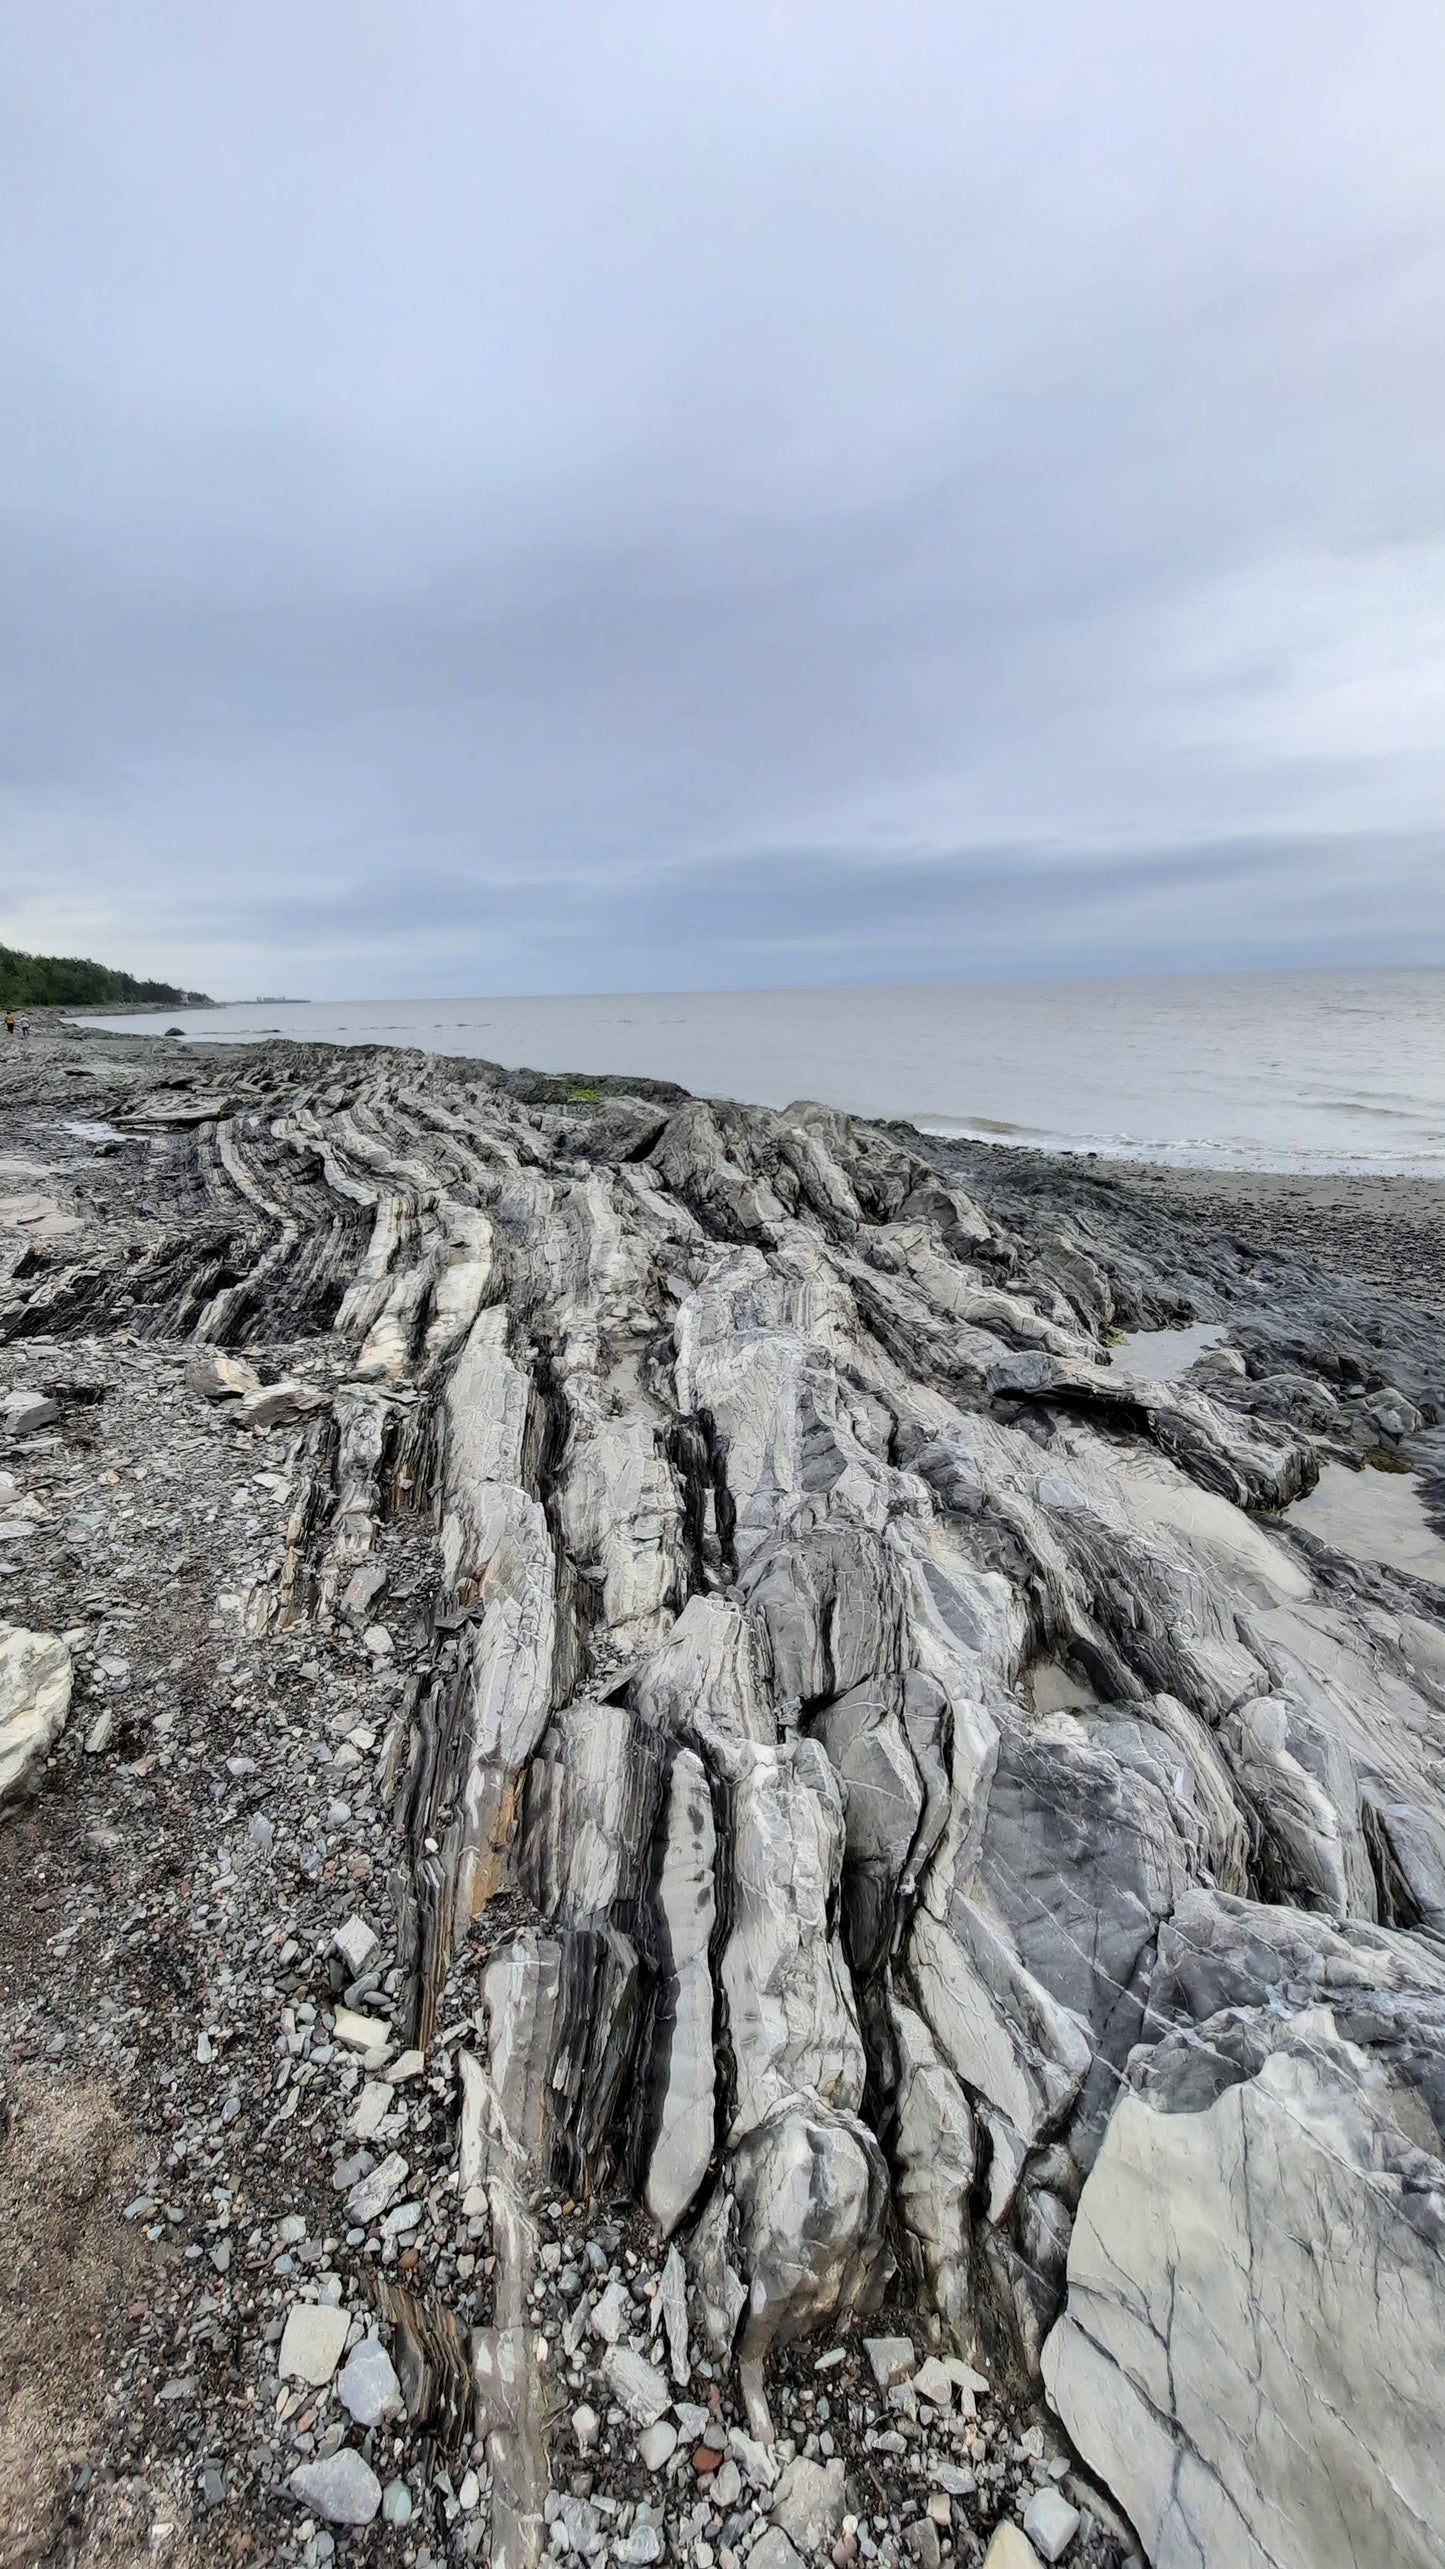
[1287, 1461, 1445, 1587]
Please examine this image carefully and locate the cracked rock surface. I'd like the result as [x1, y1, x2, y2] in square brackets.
[1, 1019, 1444, 2569]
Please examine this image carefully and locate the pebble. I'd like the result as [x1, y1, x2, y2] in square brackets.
[639, 2421, 679, 2472]
[382, 2480, 414, 2525]
[614, 2531, 665, 2566]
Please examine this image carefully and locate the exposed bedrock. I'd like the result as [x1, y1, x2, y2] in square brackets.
[12, 1036, 1445, 2564]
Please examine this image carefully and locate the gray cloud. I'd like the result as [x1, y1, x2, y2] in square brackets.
[1, 1, 1443, 994]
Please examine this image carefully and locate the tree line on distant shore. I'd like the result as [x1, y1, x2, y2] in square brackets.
[0, 942, 210, 1008]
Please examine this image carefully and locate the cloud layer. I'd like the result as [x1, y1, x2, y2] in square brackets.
[2, 1, 1443, 994]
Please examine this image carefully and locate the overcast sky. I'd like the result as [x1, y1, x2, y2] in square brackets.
[3, 2, 1443, 997]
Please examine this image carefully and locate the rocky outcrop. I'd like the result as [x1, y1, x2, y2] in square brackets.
[5, 1034, 1445, 2566]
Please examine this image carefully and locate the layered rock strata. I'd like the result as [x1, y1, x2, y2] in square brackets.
[6, 1035, 1445, 2568]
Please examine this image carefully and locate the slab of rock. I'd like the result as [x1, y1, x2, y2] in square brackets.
[927, 2462, 976, 2499]
[186, 1350, 261, 1402]
[602, 2344, 671, 2427]
[345, 2152, 409, 2223]
[349, 2081, 392, 2140]
[332, 2005, 390, 2053]
[236, 1379, 328, 1430]
[0, 1625, 72, 1804]
[910, 2355, 958, 2408]
[642, 1743, 718, 2234]
[289, 2447, 381, 2525]
[660, 2244, 690, 2384]
[729, 2427, 778, 2491]
[588, 2278, 633, 2344]
[1023, 2489, 1081, 2560]
[1043, 2007, 1445, 2569]
[750, 2533, 804, 2569]
[3, 1390, 58, 1436]
[614, 2533, 664, 2567]
[333, 1914, 378, 1974]
[278, 2301, 349, 2387]
[336, 2334, 403, 2427]
[904, 2521, 941, 2569]
[982, 2530, 1040, 2569]
[863, 2336, 915, 2390]
[770, 2455, 847, 2552]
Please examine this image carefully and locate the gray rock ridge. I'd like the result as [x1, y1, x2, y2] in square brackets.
[6, 1029, 1445, 2566]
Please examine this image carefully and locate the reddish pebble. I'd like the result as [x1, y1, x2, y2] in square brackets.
[693, 2446, 722, 2474]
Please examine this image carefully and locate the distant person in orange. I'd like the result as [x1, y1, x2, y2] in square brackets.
[3, 1012, 13, 1035]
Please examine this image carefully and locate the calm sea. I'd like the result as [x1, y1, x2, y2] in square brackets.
[77, 967, 1445, 1177]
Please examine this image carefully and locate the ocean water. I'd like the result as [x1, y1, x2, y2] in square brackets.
[76, 966, 1445, 1176]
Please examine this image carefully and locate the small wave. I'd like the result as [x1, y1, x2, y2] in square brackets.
[1309, 1099, 1423, 1121]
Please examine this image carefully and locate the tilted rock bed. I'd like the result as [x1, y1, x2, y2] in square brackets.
[0, 1021, 1443, 2569]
